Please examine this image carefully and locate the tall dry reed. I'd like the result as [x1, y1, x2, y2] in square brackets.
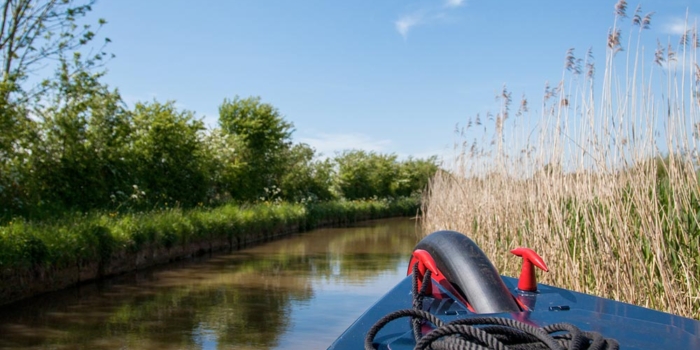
[421, 1, 700, 318]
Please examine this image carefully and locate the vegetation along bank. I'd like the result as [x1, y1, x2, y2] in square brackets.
[0, 197, 420, 306]
[0, 1, 439, 305]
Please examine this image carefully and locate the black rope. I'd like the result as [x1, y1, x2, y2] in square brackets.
[412, 262, 432, 342]
[364, 264, 620, 350]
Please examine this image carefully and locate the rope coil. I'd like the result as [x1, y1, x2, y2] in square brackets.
[364, 262, 620, 350]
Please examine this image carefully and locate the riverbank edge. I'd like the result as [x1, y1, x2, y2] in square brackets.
[0, 198, 419, 306]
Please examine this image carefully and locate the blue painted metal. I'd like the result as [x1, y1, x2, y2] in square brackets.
[329, 275, 700, 349]
[329, 230, 700, 350]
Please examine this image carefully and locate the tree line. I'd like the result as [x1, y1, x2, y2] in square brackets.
[0, 1, 438, 221]
[1, 90, 438, 219]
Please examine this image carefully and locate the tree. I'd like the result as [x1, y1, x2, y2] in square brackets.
[128, 101, 208, 207]
[394, 156, 439, 197]
[0, 0, 109, 102]
[0, 0, 110, 218]
[200, 128, 247, 203]
[279, 143, 334, 202]
[333, 151, 438, 200]
[29, 59, 128, 210]
[334, 150, 399, 200]
[218, 96, 294, 201]
[0, 95, 32, 217]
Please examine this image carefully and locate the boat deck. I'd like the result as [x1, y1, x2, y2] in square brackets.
[329, 276, 700, 349]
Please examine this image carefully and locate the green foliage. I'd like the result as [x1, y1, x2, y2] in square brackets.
[334, 150, 438, 199]
[200, 129, 247, 204]
[0, 4, 438, 288]
[0, 0, 110, 103]
[29, 60, 130, 211]
[218, 96, 293, 155]
[279, 143, 335, 202]
[334, 150, 396, 199]
[0, 97, 34, 217]
[0, 88, 437, 220]
[394, 156, 439, 197]
[128, 101, 208, 207]
[0, 198, 420, 270]
[218, 96, 294, 200]
[0, 0, 114, 218]
[0, 2, 437, 222]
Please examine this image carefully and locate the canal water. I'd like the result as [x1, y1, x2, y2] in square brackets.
[0, 218, 421, 349]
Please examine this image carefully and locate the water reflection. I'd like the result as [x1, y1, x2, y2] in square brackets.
[0, 218, 419, 349]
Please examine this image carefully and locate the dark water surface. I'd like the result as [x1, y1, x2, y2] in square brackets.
[0, 218, 420, 349]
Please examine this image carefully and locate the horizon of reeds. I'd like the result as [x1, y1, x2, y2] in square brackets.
[421, 1, 700, 319]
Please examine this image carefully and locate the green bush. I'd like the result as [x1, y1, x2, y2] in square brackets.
[0, 198, 419, 271]
[218, 96, 294, 201]
[128, 101, 209, 208]
[334, 150, 438, 200]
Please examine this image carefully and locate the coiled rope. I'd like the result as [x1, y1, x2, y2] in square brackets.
[364, 263, 619, 350]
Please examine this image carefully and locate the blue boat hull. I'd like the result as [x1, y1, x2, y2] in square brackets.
[329, 231, 700, 349]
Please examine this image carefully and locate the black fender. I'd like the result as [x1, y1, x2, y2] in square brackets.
[413, 230, 520, 314]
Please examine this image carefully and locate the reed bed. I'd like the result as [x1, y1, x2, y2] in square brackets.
[421, 1, 700, 318]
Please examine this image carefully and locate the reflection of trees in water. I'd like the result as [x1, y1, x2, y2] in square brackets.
[105, 285, 298, 349]
[271, 218, 419, 283]
[0, 218, 418, 349]
[0, 280, 301, 349]
[326, 219, 418, 282]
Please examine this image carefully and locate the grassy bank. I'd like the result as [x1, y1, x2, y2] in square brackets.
[422, 2, 700, 319]
[0, 197, 418, 304]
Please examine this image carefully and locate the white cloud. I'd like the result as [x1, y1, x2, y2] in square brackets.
[445, 0, 465, 8]
[395, 14, 423, 39]
[297, 133, 392, 158]
[394, 0, 466, 38]
[662, 15, 700, 36]
[663, 17, 689, 35]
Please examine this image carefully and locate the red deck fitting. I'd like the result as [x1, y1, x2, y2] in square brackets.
[510, 247, 548, 292]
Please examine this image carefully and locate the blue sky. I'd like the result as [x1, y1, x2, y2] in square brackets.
[89, 0, 698, 160]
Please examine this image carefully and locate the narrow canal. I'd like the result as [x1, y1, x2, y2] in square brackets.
[0, 217, 420, 349]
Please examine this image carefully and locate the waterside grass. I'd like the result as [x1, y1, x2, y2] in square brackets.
[422, 2, 700, 319]
[0, 197, 418, 277]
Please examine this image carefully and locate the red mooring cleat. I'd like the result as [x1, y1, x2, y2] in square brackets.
[510, 247, 548, 292]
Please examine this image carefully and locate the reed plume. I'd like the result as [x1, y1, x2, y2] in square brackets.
[422, 2, 700, 318]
